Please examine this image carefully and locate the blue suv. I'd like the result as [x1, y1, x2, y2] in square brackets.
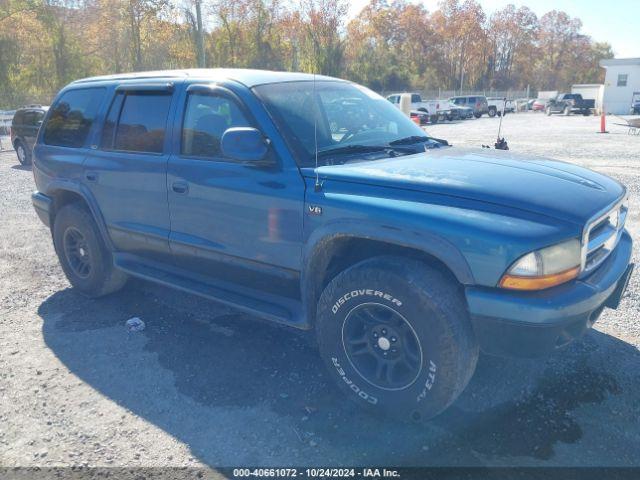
[31, 70, 633, 421]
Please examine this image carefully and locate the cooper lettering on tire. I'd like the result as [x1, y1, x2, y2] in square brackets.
[316, 255, 478, 422]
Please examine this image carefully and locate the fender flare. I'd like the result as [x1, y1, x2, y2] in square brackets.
[44, 179, 115, 251]
[301, 220, 475, 326]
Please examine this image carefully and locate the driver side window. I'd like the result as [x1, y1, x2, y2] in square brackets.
[181, 93, 251, 159]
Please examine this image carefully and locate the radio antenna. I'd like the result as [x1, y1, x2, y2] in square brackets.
[494, 97, 509, 150]
[313, 70, 321, 191]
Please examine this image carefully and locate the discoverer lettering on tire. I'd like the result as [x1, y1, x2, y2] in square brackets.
[332, 289, 402, 314]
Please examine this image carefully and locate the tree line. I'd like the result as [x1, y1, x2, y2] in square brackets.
[0, 0, 614, 108]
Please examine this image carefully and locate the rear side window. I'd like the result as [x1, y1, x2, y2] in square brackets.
[101, 91, 172, 154]
[411, 94, 421, 103]
[181, 93, 250, 158]
[43, 88, 105, 148]
[12, 110, 24, 126]
[24, 110, 44, 126]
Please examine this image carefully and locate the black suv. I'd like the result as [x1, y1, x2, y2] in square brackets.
[11, 105, 48, 165]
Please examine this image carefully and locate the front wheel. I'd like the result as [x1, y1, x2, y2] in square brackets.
[473, 112, 482, 118]
[563, 105, 571, 116]
[488, 107, 496, 118]
[316, 256, 478, 423]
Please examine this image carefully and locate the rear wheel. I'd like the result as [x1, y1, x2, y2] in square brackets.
[316, 256, 478, 422]
[488, 107, 496, 118]
[473, 112, 482, 118]
[15, 141, 30, 165]
[53, 204, 127, 297]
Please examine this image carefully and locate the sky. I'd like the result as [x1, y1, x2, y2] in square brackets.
[347, 0, 640, 58]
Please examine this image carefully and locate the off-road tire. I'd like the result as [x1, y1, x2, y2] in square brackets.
[488, 107, 497, 118]
[15, 141, 30, 165]
[316, 256, 478, 423]
[53, 204, 127, 297]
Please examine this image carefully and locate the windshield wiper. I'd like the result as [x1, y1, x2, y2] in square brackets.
[317, 144, 391, 158]
[389, 135, 449, 148]
[388, 135, 430, 145]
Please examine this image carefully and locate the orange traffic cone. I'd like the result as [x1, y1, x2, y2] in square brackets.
[599, 110, 608, 134]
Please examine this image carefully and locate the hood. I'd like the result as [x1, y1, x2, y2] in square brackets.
[307, 148, 625, 225]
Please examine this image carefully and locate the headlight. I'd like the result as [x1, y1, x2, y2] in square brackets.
[499, 238, 581, 290]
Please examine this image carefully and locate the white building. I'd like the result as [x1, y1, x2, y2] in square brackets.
[600, 58, 640, 114]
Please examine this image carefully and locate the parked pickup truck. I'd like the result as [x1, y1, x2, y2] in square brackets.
[546, 93, 593, 116]
[487, 97, 516, 117]
[32, 70, 633, 422]
[387, 93, 441, 123]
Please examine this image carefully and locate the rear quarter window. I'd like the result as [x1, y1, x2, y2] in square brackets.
[43, 88, 106, 148]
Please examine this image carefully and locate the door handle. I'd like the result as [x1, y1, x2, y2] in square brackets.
[172, 181, 189, 194]
[85, 171, 98, 182]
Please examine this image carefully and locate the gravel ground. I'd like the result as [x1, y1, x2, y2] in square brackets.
[0, 112, 639, 471]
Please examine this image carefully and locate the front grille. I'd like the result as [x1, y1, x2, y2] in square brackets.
[581, 198, 627, 274]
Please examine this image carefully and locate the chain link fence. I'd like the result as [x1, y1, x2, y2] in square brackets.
[0, 109, 15, 152]
[380, 88, 531, 101]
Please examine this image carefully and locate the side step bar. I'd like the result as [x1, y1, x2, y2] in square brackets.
[113, 253, 308, 329]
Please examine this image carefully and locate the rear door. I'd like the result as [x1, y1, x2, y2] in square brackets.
[83, 83, 177, 258]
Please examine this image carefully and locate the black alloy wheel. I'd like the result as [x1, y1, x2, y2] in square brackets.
[342, 303, 422, 391]
[63, 226, 93, 278]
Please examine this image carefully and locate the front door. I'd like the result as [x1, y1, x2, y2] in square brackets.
[166, 85, 304, 294]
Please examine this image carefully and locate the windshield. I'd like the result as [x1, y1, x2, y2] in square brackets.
[254, 81, 432, 167]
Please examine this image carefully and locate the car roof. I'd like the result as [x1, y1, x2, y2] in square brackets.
[16, 105, 49, 112]
[70, 68, 344, 88]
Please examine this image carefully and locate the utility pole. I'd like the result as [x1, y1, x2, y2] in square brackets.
[195, 0, 206, 67]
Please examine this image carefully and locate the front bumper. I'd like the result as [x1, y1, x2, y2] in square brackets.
[31, 191, 52, 227]
[466, 231, 633, 358]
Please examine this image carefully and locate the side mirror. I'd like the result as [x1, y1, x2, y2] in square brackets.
[221, 127, 269, 163]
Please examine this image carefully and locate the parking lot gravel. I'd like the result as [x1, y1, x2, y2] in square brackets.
[1, 113, 639, 471]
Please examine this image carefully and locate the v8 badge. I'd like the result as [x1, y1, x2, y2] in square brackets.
[307, 204, 322, 216]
